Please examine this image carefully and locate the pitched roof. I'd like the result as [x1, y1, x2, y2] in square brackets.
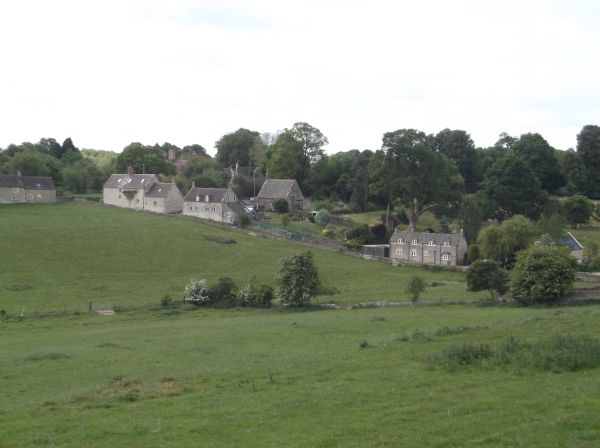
[0, 175, 55, 190]
[390, 230, 466, 246]
[145, 183, 177, 198]
[183, 187, 235, 203]
[557, 232, 584, 251]
[256, 179, 299, 199]
[104, 174, 157, 189]
[224, 202, 246, 214]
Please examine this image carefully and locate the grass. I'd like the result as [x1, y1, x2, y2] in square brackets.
[0, 202, 483, 314]
[2, 305, 600, 446]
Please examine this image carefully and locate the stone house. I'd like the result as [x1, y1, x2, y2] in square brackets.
[557, 232, 584, 263]
[143, 182, 184, 214]
[255, 179, 307, 211]
[389, 230, 468, 266]
[183, 185, 244, 225]
[0, 175, 56, 204]
[103, 167, 184, 213]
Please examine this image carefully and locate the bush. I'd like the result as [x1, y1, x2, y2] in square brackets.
[345, 224, 374, 246]
[406, 275, 425, 303]
[314, 209, 332, 226]
[276, 252, 319, 306]
[238, 214, 251, 228]
[281, 215, 291, 227]
[208, 277, 237, 306]
[465, 259, 508, 299]
[239, 284, 273, 307]
[183, 279, 210, 305]
[467, 244, 480, 263]
[510, 246, 576, 303]
[370, 223, 388, 241]
[322, 224, 336, 239]
[563, 194, 593, 229]
[272, 198, 289, 213]
[426, 343, 493, 371]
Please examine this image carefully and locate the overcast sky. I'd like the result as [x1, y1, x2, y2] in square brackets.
[1, 0, 599, 155]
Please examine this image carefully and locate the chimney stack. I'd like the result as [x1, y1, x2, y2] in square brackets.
[192, 180, 196, 189]
[127, 166, 133, 177]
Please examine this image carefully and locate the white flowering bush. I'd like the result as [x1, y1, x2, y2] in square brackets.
[184, 279, 210, 305]
[238, 284, 257, 306]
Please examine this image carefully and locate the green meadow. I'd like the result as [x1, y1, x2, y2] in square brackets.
[2, 202, 600, 447]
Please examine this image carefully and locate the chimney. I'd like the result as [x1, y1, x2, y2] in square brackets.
[127, 166, 133, 177]
[235, 159, 240, 174]
[191, 180, 196, 189]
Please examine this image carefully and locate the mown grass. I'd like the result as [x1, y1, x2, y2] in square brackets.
[2, 305, 600, 447]
[0, 202, 483, 313]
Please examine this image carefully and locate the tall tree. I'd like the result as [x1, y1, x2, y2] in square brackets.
[264, 132, 308, 186]
[115, 142, 175, 175]
[511, 133, 563, 192]
[561, 149, 586, 194]
[479, 153, 546, 221]
[382, 129, 463, 232]
[349, 150, 370, 212]
[215, 128, 259, 167]
[38, 138, 63, 159]
[459, 195, 483, 244]
[181, 144, 207, 158]
[433, 129, 478, 193]
[287, 122, 328, 164]
[576, 125, 600, 198]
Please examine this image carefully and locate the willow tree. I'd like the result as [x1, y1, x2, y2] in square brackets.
[382, 129, 463, 232]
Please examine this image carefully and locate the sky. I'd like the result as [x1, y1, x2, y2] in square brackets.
[1, 0, 599, 155]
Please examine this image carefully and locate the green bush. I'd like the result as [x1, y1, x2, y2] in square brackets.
[510, 246, 576, 303]
[239, 284, 273, 307]
[406, 275, 426, 303]
[273, 198, 289, 213]
[314, 209, 332, 226]
[208, 277, 238, 307]
[345, 224, 374, 247]
[238, 214, 251, 228]
[466, 259, 508, 299]
[467, 244, 480, 263]
[281, 215, 291, 227]
[276, 252, 319, 306]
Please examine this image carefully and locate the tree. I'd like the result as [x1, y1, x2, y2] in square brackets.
[287, 122, 328, 164]
[181, 144, 207, 158]
[479, 153, 546, 221]
[459, 195, 482, 245]
[561, 149, 586, 194]
[382, 129, 464, 232]
[265, 132, 308, 186]
[215, 128, 260, 167]
[511, 133, 563, 192]
[510, 246, 576, 303]
[478, 215, 535, 268]
[349, 150, 370, 211]
[38, 138, 63, 159]
[405, 275, 425, 304]
[6, 149, 62, 181]
[434, 129, 479, 192]
[272, 198, 289, 213]
[276, 252, 319, 306]
[576, 125, 600, 198]
[563, 194, 594, 228]
[115, 142, 175, 175]
[466, 259, 508, 299]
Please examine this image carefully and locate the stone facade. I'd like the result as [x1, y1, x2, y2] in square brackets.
[183, 187, 243, 224]
[143, 183, 184, 214]
[255, 179, 307, 211]
[0, 175, 56, 204]
[103, 171, 160, 211]
[389, 230, 468, 266]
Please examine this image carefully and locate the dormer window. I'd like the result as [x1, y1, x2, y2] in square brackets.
[428, 240, 435, 246]
[196, 195, 200, 202]
[443, 241, 450, 247]
[397, 238, 404, 243]
[205, 195, 210, 202]
[411, 239, 418, 245]
[141, 179, 145, 184]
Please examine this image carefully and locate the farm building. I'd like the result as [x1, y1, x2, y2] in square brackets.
[389, 230, 468, 266]
[0, 175, 56, 204]
[255, 179, 307, 211]
[183, 185, 244, 225]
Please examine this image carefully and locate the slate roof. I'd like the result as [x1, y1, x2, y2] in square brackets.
[256, 179, 299, 199]
[0, 175, 55, 190]
[184, 187, 234, 203]
[224, 202, 246, 214]
[145, 183, 176, 198]
[104, 174, 157, 189]
[390, 230, 466, 246]
[557, 232, 584, 251]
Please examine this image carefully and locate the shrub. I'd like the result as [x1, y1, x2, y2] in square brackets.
[272, 198, 289, 213]
[563, 194, 593, 229]
[426, 343, 493, 371]
[184, 279, 210, 305]
[276, 252, 319, 306]
[208, 277, 237, 306]
[314, 209, 332, 226]
[467, 244, 480, 263]
[370, 223, 388, 241]
[406, 275, 426, 303]
[345, 224, 374, 246]
[322, 224, 336, 239]
[238, 214, 251, 228]
[510, 246, 576, 303]
[466, 259, 508, 299]
[239, 284, 273, 307]
[281, 215, 291, 227]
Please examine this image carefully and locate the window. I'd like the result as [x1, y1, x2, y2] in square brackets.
[397, 249, 403, 255]
[205, 195, 210, 202]
[411, 239, 418, 245]
[190, 206, 193, 211]
[135, 199, 139, 204]
[428, 240, 435, 246]
[28, 194, 33, 200]
[205, 206, 209, 211]
[212, 207, 216, 212]
[37, 194, 42, 200]
[153, 201, 157, 206]
[424, 250, 429, 256]
[444, 241, 450, 247]
[118, 195, 121, 199]
[397, 238, 404, 243]
[442, 253, 450, 261]
[411, 249, 417, 257]
[196, 195, 200, 202]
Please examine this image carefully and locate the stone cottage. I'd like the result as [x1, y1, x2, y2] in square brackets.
[255, 179, 307, 211]
[183, 185, 244, 225]
[389, 230, 468, 266]
[143, 182, 184, 214]
[0, 175, 56, 204]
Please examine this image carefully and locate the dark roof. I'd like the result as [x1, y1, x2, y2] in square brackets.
[104, 174, 157, 189]
[390, 230, 466, 245]
[183, 187, 235, 203]
[0, 175, 55, 190]
[557, 232, 584, 251]
[145, 183, 177, 198]
[256, 179, 299, 199]
[224, 202, 246, 214]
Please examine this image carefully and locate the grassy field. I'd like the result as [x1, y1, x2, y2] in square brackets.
[0, 202, 483, 314]
[2, 305, 600, 447]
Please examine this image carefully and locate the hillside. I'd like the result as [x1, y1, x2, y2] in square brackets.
[0, 202, 481, 314]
